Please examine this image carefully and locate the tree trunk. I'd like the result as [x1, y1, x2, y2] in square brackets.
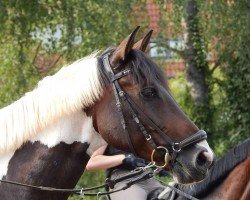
[183, 0, 210, 105]
[180, 0, 214, 133]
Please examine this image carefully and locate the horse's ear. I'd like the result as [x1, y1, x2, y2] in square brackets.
[111, 26, 140, 67]
[133, 30, 153, 52]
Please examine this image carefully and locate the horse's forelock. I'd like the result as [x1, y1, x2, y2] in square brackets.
[129, 50, 167, 88]
[97, 49, 167, 89]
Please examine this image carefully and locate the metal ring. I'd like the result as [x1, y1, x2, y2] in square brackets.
[79, 188, 84, 198]
[151, 146, 171, 168]
[172, 143, 182, 152]
[96, 192, 102, 200]
[146, 135, 152, 141]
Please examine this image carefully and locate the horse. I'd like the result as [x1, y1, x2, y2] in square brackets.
[0, 26, 215, 200]
[150, 138, 250, 200]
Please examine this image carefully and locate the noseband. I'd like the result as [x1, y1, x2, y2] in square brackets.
[102, 53, 207, 167]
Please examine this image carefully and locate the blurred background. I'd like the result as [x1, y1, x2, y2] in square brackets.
[0, 0, 249, 199]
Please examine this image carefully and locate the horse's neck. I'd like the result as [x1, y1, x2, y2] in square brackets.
[203, 157, 250, 200]
[0, 111, 106, 199]
[175, 157, 250, 200]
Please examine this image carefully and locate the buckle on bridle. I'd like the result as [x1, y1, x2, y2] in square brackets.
[172, 143, 181, 152]
[151, 146, 171, 168]
[119, 91, 125, 97]
[146, 135, 152, 141]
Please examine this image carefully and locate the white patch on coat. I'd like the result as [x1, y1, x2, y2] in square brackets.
[0, 151, 14, 179]
[30, 110, 106, 155]
[197, 140, 215, 161]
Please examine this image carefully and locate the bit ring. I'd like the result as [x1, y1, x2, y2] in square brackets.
[151, 146, 171, 168]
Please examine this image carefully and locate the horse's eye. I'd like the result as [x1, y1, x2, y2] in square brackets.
[141, 87, 158, 99]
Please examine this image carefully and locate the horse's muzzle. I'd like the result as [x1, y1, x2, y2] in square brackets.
[172, 145, 215, 184]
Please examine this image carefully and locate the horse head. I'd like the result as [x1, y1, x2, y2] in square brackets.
[90, 26, 215, 184]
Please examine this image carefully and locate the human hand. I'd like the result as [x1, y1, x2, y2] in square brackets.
[122, 153, 148, 169]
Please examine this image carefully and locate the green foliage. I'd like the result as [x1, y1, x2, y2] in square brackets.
[0, 0, 134, 106]
[200, 0, 250, 151]
[0, 39, 41, 107]
[68, 171, 106, 200]
[168, 74, 192, 114]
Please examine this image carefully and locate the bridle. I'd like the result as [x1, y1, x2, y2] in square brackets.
[102, 52, 207, 167]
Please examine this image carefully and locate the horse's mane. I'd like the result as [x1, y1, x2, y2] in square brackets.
[178, 138, 250, 198]
[0, 53, 104, 153]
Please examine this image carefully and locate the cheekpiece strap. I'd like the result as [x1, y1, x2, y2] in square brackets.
[102, 53, 137, 155]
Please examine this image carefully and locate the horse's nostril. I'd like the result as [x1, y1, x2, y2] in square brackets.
[196, 151, 212, 170]
[197, 151, 208, 166]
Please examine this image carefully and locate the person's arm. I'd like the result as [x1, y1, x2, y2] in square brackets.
[86, 144, 126, 171]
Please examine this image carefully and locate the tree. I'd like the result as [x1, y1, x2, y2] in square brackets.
[155, 0, 214, 134]
[0, 0, 134, 107]
[201, 0, 250, 149]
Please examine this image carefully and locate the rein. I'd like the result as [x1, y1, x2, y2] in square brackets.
[102, 52, 207, 166]
[0, 168, 149, 197]
[0, 163, 199, 200]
